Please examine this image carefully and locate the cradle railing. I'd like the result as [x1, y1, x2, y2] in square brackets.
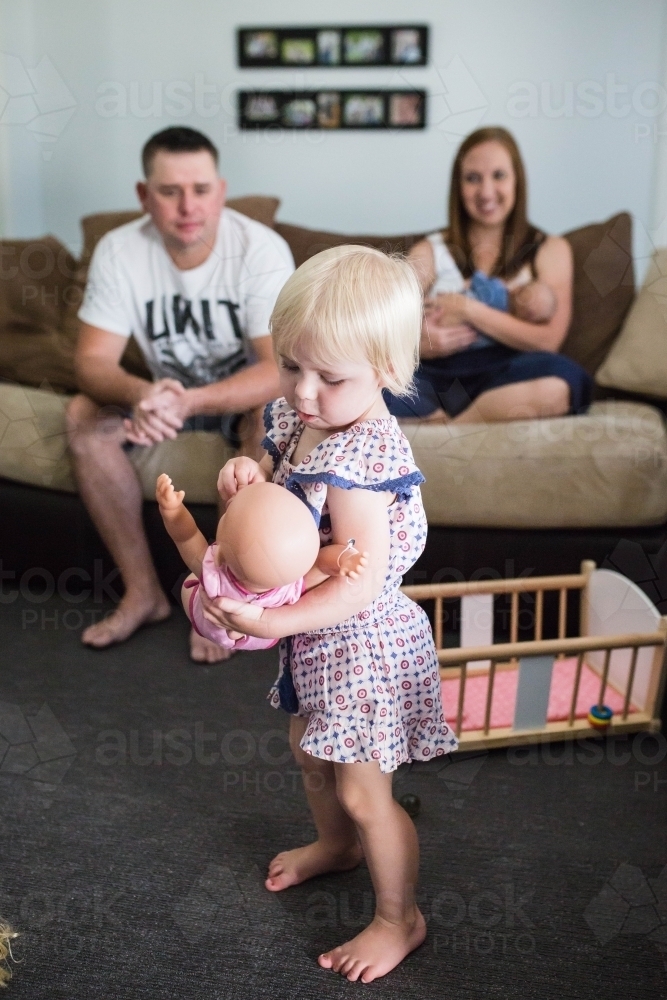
[402, 561, 667, 750]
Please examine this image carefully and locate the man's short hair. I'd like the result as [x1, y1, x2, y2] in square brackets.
[141, 127, 219, 177]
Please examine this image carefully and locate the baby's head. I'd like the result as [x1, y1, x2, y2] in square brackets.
[270, 245, 422, 417]
[216, 482, 320, 593]
[510, 281, 557, 325]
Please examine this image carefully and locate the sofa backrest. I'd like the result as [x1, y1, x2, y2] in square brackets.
[78, 195, 282, 266]
[275, 212, 635, 377]
[0, 204, 636, 393]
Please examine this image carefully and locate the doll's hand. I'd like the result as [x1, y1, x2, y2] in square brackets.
[217, 456, 267, 503]
[336, 546, 369, 581]
[155, 473, 185, 510]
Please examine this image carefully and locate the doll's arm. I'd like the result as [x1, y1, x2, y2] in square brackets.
[156, 473, 208, 578]
[303, 541, 370, 592]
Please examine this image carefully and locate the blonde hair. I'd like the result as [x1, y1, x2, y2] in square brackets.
[270, 245, 422, 396]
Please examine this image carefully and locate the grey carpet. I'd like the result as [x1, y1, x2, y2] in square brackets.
[1, 595, 666, 999]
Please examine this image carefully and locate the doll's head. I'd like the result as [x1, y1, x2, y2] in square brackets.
[215, 481, 320, 593]
[270, 245, 422, 400]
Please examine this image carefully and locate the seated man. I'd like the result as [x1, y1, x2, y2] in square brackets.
[67, 126, 294, 662]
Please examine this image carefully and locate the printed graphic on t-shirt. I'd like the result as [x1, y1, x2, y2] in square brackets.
[78, 211, 295, 386]
[144, 294, 247, 386]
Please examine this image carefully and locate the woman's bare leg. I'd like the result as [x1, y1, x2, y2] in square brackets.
[452, 375, 570, 423]
[318, 760, 426, 983]
[265, 717, 362, 891]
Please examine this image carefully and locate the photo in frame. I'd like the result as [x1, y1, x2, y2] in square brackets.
[238, 90, 426, 130]
[237, 25, 428, 68]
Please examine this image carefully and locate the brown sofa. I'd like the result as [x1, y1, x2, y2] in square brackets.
[1, 198, 666, 599]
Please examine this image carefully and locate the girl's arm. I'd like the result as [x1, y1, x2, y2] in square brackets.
[200, 485, 390, 639]
[431, 236, 574, 353]
[156, 474, 208, 578]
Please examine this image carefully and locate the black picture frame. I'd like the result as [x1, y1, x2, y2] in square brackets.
[237, 25, 428, 68]
[238, 90, 427, 130]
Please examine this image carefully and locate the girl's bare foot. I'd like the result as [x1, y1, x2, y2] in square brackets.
[265, 841, 363, 892]
[81, 592, 171, 647]
[318, 909, 427, 983]
[189, 629, 234, 664]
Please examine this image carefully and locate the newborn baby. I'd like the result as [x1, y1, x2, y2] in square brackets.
[424, 270, 557, 350]
[422, 231, 558, 349]
[506, 278, 557, 324]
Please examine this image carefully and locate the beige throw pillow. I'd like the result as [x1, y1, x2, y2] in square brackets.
[596, 248, 667, 398]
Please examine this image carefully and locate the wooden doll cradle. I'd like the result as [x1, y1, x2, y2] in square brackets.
[402, 561, 667, 752]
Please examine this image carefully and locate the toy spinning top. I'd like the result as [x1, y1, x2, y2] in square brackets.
[587, 704, 613, 730]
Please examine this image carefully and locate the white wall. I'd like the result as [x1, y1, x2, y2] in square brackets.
[1, 0, 665, 273]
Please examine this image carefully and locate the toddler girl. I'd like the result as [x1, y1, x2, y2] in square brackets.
[201, 245, 458, 983]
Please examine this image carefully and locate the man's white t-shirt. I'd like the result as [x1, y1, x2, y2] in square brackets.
[78, 208, 294, 387]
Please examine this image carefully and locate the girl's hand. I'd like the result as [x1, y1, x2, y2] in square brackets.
[217, 456, 267, 503]
[200, 589, 271, 639]
[155, 473, 185, 510]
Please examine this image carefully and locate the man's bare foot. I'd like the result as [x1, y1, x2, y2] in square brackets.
[81, 592, 171, 648]
[189, 628, 234, 664]
[318, 909, 427, 983]
[265, 840, 363, 892]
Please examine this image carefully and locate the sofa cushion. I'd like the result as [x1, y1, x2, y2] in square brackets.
[595, 248, 667, 399]
[401, 400, 667, 528]
[3, 384, 665, 529]
[0, 382, 234, 500]
[0, 236, 83, 393]
[561, 212, 634, 375]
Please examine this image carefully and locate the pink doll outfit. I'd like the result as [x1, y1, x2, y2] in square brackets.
[262, 397, 459, 774]
[186, 544, 303, 650]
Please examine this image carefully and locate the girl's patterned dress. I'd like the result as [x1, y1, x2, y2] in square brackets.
[263, 398, 458, 774]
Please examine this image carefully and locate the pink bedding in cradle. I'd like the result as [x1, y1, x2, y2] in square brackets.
[440, 656, 637, 732]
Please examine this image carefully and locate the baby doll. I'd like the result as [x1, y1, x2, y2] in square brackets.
[156, 474, 368, 650]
